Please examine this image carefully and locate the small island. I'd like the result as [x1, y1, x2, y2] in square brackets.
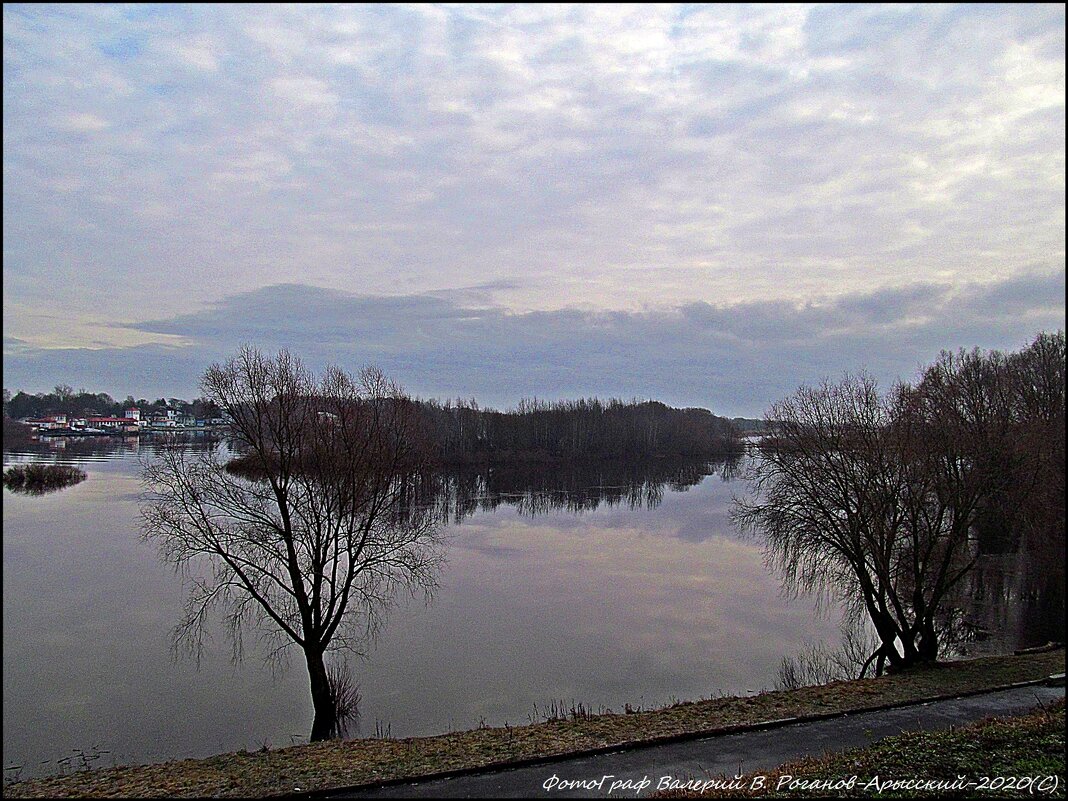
[3, 464, 87, 495]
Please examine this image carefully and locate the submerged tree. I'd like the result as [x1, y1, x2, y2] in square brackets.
[734, 333, 1064, 674]
[734, 374, 934, 674]
[142, 347, 443, 741]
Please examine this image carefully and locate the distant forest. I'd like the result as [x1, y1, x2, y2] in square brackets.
[413, 397, 746, 463]
[4, 385, 751, 462]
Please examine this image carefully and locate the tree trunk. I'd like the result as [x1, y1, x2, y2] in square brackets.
[305, 646, 336, 742]
[916, 618, 940, 662]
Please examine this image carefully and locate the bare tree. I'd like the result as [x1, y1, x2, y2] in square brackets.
[142, 347, 443, 741]
[733, 373, 990, 674]
[736, 334, 1064, 674]
[734, 374, 930, 674]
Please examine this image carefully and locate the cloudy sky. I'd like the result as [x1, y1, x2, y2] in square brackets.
[3, 4, 1064, 416]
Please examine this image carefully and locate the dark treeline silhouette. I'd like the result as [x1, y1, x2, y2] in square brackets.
[6, 386, 745, 464]
[413, 397, 743, 463]
[225, 395, 744, 474]
[3, 385, 221, 420]
[3, 416, 33, 447]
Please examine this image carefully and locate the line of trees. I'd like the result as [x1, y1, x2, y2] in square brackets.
[5, 387, 744, 463]
[414, 397, 743, 463]
[734, 331, 1064, 675]
[3, 386, 221, 421]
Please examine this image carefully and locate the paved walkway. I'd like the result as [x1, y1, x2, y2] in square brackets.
[330, 683, 1064, 798]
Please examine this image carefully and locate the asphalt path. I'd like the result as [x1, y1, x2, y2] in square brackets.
[328, 683, 1065, 799]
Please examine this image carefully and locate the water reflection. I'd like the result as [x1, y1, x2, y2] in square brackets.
[1, 441, 1062, 782]
[952, 534, 1066, 655]
[2, 464, 87, 496]
[4, 431, 222, 463]
[413, 457, 739, 524]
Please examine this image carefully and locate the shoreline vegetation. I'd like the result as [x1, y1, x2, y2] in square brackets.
[6, 649, 1063, 799]
[222, 397, 750, 480]
[5, 393, 761, 462]
[2, 416, 33, 447]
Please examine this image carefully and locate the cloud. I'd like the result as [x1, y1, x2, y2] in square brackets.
[4, 270, 1062, 416]
[270, 76, 337, 107]
[171, 37, 219, 71]
[56, 112, 110, 132]
[2, 4, 1064, 340]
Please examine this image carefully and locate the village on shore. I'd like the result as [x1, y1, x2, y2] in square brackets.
[20, 406, 226, 436]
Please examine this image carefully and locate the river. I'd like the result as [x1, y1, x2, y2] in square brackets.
[2, 435, 1059, 780]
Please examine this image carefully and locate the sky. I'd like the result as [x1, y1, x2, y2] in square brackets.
[3, 3, 1064, 417]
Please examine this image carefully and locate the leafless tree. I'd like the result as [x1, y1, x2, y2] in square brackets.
[142, 347, 443, 741]
[734, 374, 929, 674]
[736, 333, 1064, 674]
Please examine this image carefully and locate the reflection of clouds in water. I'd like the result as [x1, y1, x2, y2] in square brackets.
[454, 535, 524, 559]
[370, 506, 835, 733]
[2, 444, 837, 777]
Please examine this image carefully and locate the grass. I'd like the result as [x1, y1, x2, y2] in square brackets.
[657, 698, 1065, 798]
[5, 649, 1064, 799]
[3, 463, 87, 494]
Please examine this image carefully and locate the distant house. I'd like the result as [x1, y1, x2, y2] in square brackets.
[124, 408, 141, 421]
[87, 416, 138, 431]
[24, 415, 67, 430]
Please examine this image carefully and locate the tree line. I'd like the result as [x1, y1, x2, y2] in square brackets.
[3, 386, 222, 420]
[413, 396, 743, 463]
[735, 331, 1065, 675]
[5, 386, 744, 463]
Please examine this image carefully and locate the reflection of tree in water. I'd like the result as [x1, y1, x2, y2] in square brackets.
[2, 464, 87, 495]
[400, 457, 740, 526]
[787, 528, 1066, 686]
[948, 531, 1065, 655]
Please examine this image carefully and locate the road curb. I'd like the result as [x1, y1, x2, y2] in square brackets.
[292, 673, 1065, 798]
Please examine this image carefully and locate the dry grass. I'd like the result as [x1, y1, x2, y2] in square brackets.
[657, 698, 1066, 798]
[7, 649, 1064, 799]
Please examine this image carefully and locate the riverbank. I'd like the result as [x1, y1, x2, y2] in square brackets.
[6, 648, 1063, 799]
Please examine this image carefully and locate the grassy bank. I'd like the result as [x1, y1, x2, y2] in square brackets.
[7, 649, 1064, 799]
[658, 698, 1065, 798]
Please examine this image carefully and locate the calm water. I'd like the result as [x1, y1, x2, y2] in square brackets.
[2, 437, 1058, 779]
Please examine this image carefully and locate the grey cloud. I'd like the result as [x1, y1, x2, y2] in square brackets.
[5, 271, 1063, 416]
[3, 3, 1064, 338]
